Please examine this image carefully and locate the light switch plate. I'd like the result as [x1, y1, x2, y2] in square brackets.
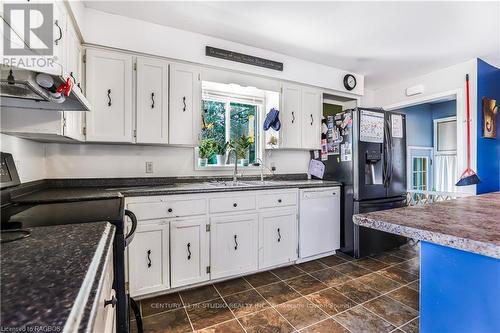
[145, 162, 154, 174]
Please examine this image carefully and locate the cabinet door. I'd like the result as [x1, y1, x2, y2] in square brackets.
[136, 57, 169, 144]
[52, 1, 66, 75]
[128, 220, 169, 297]
[301, 88, 322, 149]
[210, 213, 258, 279]
[63, 111, 85, 141]
[170, 217, 209, 288]
[65, 21, 83, 90]
[85, 49, 133, 142]
[281, 84, 302, 148]
[169, 63, 201, 145]
[259, 209, 298, 269]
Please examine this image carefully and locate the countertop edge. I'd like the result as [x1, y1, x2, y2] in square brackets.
[353, 215, 500, 259]
[62, 223, 115, 333]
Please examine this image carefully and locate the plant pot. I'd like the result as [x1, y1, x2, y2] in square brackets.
[208, 155, 217, 165]
[216, 154, 225, 165]
[198, 158, 208, 167]
[239, 158, 249, 167]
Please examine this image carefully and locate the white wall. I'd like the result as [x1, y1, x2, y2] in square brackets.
[367, 59, 478, 194]
[73, 6, 364, 95]
[44, 143, 309, 178]
[0, 134, 47, 182]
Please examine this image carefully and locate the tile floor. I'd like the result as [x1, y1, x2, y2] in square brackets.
[133, 244, 420, 333]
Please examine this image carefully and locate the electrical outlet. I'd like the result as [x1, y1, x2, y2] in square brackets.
[145, 162, 154, 174]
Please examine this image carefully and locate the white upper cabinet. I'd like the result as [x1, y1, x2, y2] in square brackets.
[301, 88, 322, 150]
[65, 20, 83, 92]
[280, 83, 322, 150]
[52, 1, 66, 75]
[136, 57, 169, 144]
[85, 49, 133, 142]
[170, 217, 210, 288]
[281, 84, 302, 149]
[169, 63, 201, 145]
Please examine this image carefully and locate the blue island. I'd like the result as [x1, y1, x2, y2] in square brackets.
[353, 192, 500, 333]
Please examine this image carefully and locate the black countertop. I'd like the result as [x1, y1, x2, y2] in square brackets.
[0, 222, 114, 332]
[11, 177, 342, 204]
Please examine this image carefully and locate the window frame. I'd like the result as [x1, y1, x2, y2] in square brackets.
[411, 155, 430, 191]
[195, 91, 264, 170]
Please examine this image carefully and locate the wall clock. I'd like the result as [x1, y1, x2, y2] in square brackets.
[343, 74, 357, 91]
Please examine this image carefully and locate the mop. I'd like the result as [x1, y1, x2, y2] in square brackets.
[456, 74, 480, 186]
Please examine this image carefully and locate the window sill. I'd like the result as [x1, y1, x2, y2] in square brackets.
[194, 163, 261, 171]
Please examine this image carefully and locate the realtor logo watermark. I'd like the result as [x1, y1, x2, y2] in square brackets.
[2, 2, 56, 68]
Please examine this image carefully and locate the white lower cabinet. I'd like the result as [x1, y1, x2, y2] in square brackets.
[210, 213, 258, 279]
[259, 208, 298, 269]
[128, 220, 169, 297]
[170, 217, 210, 288]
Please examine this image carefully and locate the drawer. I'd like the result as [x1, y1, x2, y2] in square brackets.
[210, 195, 256, 213]
[257, 191, 297, 209]
[92, 248, 115, 333]
[127, 201, 165, 220]
[164, 198, 207, 217]
[127, 198, 207, 220]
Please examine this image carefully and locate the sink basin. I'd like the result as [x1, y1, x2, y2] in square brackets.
[204, 181, 251, 187]
[241, 180, 281, 186]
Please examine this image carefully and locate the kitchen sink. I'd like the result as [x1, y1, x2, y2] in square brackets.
[241, 180, 281, 186]
[204, 181, 251, 187]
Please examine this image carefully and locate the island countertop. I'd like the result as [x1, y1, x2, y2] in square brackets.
[353, 192, 500, 259]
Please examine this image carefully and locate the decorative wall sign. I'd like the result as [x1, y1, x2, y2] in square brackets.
[206, 46, 283, 71]
[482, 97, 497, 139]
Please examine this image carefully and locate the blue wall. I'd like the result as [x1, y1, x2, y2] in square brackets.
[396, 101, 456, 148]
[477, 59, 500, 194]
[397, 104, 433, 147]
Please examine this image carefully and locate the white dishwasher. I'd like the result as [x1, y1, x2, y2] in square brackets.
[299, 187, 341, 260]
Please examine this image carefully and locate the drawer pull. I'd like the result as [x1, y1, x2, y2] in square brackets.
[187, 242, 191, 260]
[234, 234, 238, 250]
[277, 228, 281, 242]
[107, 89, 112, 107]
[278, 199, 282, 203]
[104, 295, 117, 308]
[233, 203, 238, 207]
[146, 249, 152, 268]
[182, 96, 186, 112]
[168, 208, 173, 213]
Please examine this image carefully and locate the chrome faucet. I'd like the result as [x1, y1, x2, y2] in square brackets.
[229, 148, 238, 184]
[254, 158, 265, 182]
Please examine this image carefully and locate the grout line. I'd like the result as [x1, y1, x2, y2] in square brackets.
[178, 292, 195, 332]
[241, 274, 300, 332]
[212, 282, 248, 333]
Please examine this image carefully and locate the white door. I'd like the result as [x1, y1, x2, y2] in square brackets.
[170, 217, 210, 288]
[85, 49, 133, 142]
[301, 88, 322, 149]
[136, 57, 169, 144]
[281, 84, 302, 148]
[210, 213, 258, 279]
[259, 208, 297, 269]
[169, 63, 201, 145]
[128, 220, 170, 297]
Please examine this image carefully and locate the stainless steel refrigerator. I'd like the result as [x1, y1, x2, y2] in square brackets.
[313, 107, 407, 258]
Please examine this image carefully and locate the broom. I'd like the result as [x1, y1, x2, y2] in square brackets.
[456, 74, 480, 186]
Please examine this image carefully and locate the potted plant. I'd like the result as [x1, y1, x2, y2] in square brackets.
[198, 139, 217, 167]
[215, 141, 229, 165]
[232, 135, 252, 166]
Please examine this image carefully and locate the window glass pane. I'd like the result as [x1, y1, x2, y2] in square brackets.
[202, 100, 226, 143]
[229, 102, 257, 164]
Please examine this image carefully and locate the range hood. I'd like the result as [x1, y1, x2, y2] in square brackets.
[0, 67, 91, 111]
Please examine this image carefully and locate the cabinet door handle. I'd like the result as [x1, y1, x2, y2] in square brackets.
[70, 72, 76, 84]
[168, 208, 173, 213]
[310, 114, 314, 126]
[278, 199, 282, 203]
[187, 243, 191, 260]
[104, 295, 117, 308]
[54, 20, 62, 45]
[234, 234, 238, 250]
[277, 228, 281, 242]
[107, 89, 112, 107]
[182, 96, 186, 112]
[291, 111, 295, 124]
[151, 92, 155, 109]
[146, 249, 152, 268]
[77, 83, 82, 93]
[233, 202, 238, 207]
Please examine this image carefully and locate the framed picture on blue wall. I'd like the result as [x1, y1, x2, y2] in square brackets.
[482, 97, 497, 139]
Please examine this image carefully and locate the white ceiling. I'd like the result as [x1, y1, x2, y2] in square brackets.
[83, 1, 500, 89]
